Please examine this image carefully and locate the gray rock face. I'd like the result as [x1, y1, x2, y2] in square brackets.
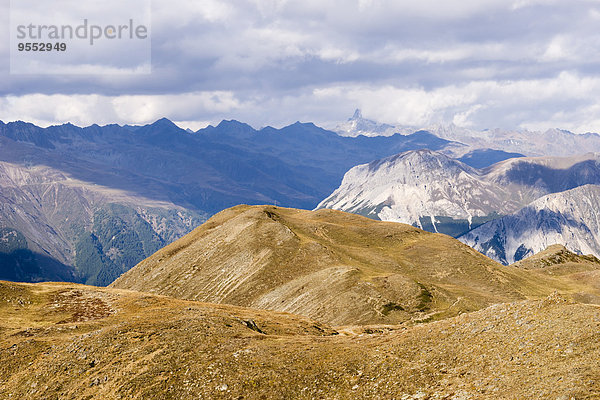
[0, 159, 205, 285]
[317, 151, 600, 238]
[459, 185, 600, 265]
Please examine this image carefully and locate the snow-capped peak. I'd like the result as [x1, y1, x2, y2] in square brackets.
[351, 108, 363, 120]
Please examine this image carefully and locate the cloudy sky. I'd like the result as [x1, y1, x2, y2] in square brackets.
[1, 0, 600, 132]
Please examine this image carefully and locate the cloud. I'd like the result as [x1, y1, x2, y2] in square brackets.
[0, 91, 244, 128]
[313, 71, 600, 133]
[1, 0, 600, 133]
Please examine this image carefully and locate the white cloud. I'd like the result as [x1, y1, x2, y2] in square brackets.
[2, 0, 600, 133]
[4, 71, 600, 133]
[0, 91, 244, 127]
[313, 71, 600, 133]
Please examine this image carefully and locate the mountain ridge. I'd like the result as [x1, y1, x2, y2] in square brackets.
[317, 150, 600, 237]
[460, 184, 600, 265]
[333, 110, 600, 157]
[111, 204, 600, 326]
[0, 158, 204, 285]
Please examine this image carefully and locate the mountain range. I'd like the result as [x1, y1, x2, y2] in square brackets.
[3, 115, 600, 284]
[335, 109, 412, 137]
[4, 204, 600, 398]
[317, 150, 600, 237]
[0, 118, 463, 284]
[335, 109, 600, 157]
[4, 279, 600, 399]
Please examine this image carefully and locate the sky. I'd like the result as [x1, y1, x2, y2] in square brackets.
[1, 0, 600, 133]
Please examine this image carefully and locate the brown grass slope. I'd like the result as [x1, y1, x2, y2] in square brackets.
[2, 280, 600, 399]
[111, 205, 598, 325]
[512, 244, 600, 305]
[512, 244, 600, 271]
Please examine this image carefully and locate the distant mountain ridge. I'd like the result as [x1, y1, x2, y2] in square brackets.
[334, 110, 600, 157]
[0, 118, 460, 212]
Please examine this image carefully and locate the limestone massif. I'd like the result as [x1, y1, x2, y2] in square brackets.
[317, 150, 600, 238]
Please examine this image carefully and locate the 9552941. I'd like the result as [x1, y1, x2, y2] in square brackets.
[17, 42, 67, 51]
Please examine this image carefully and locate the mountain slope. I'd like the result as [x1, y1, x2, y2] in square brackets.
[111, 205, 596, 326]
[3, 281, 600, 399]
[197, 120, 460, 192]
[460, 184, 600, 265]
[317, 151, 600, 237]
[0, 160, 204, 285]
[512, 244, 600, 304]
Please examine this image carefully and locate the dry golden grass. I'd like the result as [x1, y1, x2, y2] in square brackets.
[2, 280, 600, 399]
[4, 206, 600, 398]
[112, 205, 600, 325]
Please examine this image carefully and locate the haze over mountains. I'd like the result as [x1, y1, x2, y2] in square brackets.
[335, 109, 600, 157]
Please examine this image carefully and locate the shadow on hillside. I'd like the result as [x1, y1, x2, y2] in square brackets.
[0, 249, 78, 284]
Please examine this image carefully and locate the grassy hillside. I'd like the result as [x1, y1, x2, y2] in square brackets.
[1, 280, 599, 399]
[511, 244, 600, 305]
[112, 205, 600, 325]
